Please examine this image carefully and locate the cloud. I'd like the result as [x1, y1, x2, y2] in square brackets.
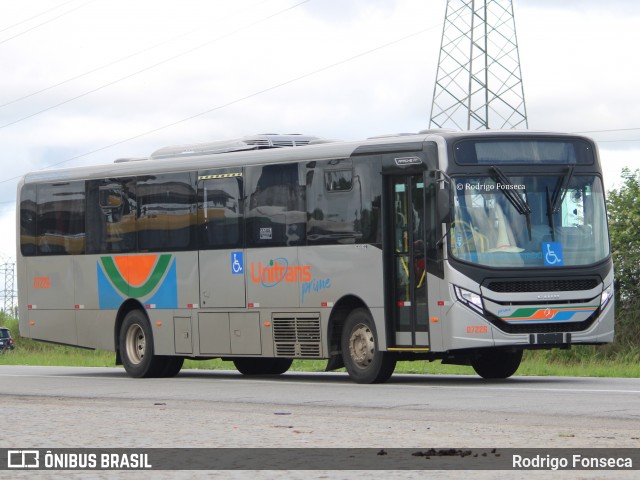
[1, 0, 639, 261]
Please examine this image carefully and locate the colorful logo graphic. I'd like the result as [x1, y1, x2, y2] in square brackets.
[499, 306, 597, 324]
[250, 258, 311, 287]
[97, 254, 177, 309]
[248, 257, 332, 304]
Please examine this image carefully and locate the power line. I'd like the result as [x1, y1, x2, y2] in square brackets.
[593, 139, 640, 143]
[0, 0, 275, 110]
[0, 0, 97, 46]
[0, 0, 311, 129]
[572, 127, 640, 142]
[0, 23, 438, 187]
[573, 127, 640, 134]
[0, 0, 77, 35]
[0, 30, 197, 110]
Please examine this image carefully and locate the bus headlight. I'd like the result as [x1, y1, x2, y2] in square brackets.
[454, 286, 484, 314]
[600, 284, 613, 309]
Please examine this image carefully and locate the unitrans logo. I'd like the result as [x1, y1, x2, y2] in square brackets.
[97, 254, 177, 309]
[250, 258, 311, 287]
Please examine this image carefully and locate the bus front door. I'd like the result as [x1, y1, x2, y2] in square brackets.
[388, 175, 429, 347]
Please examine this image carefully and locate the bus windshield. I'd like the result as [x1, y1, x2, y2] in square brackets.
[451, 174, 609, 268]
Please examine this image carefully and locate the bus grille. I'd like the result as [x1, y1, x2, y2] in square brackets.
[272, 314, 322, 358]
[485, 278, 599, 293]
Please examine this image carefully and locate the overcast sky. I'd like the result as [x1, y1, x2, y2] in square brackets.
[1, 0, 639, 259]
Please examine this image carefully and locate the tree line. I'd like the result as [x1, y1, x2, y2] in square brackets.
[605, 167, 640, 357]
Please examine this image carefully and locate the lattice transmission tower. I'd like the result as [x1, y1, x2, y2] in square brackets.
[430, 0, 528, 130]
[0, 257, 16, 318]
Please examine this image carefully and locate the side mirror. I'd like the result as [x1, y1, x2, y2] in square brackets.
[437, 187, 451, 224]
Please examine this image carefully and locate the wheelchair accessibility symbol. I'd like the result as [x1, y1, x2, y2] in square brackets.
[543, 242, 564, 267]
[231, 251, 244, 274]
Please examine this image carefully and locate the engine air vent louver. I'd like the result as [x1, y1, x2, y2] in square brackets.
[273, 313, 321, 358]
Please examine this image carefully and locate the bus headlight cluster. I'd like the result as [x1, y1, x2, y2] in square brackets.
[454, 286, 484, 314]
[600, 284, 613, 309]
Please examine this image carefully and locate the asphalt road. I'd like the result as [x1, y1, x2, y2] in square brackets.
[1, 365, 639, 478]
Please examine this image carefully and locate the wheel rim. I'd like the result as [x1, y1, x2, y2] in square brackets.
[125, 323, 146, 365]
[348, 322, 375, 369]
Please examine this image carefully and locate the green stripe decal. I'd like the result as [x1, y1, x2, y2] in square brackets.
[100, 255, 172, 298]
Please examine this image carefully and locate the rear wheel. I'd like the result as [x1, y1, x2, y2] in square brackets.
[233, 358, 293, 375]
[119, 310, 166, 378]
[471, 349, 523, 379]
[341, 308, 396, 384]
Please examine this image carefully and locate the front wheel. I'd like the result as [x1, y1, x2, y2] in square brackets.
[471, 349, 523, 379]
[341, 308, 396, 384]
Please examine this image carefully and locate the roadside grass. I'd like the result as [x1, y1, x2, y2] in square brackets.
[2, 317, 639, 377]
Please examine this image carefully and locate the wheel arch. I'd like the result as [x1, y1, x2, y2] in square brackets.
[326, 294, 371, 370]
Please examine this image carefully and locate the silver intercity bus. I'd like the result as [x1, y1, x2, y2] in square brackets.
[17, 130, 614, 382]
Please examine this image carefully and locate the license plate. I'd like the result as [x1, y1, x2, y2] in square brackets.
[536, 333, 564, 344]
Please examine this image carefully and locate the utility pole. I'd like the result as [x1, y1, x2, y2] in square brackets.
[430, 0, 528, 130]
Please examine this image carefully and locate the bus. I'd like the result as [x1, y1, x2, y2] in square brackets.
[16, 130, 614, 382]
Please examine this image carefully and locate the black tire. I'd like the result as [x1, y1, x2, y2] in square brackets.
[341, 308, 396, 384]
[119, 310, 165, 378]
[233, 358, 293, 375]
[471, 349, 523, 379]
[158, 356, 184, 377]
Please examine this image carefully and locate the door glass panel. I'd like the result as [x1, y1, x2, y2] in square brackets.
[412, 178, 428, 332]
[392, 176, 428, 339]
[393, 179, 411, 332]
[395, 255, 411, 330]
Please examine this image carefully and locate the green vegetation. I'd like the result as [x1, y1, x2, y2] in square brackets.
[597, 167, 640, 377]
[2, 315, 638, 377]
[607, 168, 640, 305]
[0, 317, 114, 367]
[2, 170, 639, 378]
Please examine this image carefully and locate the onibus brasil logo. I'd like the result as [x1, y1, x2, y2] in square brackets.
[96, 254, 177, 309]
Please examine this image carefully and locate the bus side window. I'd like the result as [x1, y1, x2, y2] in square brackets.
[36, 181, 85, 255]
[306, 157, 382, 246]
[306, 159, 356, 245]
[20, 184, 37, 256]
[198, 176, 243, 249]
[86, 178, 137, 254]
[246, 163, 305, 247]
[136, 173, 196, 252]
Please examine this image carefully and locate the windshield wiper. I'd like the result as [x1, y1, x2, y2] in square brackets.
[547, 165, 575, 241]
[490, 166, 532, 241]
[546, 186, 556, 241]
[551, 165, 575, 213]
